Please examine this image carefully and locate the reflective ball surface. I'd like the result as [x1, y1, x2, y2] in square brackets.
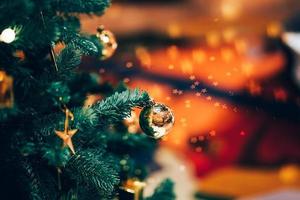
[139, 103, 175, 139]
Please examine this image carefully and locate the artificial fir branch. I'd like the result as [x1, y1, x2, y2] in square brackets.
[56, 46, 82, 70]
[20, 159, 58, 200]
[35, 89, 150, 141]
[55, 0, 111, 14]
[91, 89, 151, 125]
[65, 149, 119, 197]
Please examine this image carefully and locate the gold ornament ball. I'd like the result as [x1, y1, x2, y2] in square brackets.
[96, 26, 117, 60]
[139, 103, 175, 139]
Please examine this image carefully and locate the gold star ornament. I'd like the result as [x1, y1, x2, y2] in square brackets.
[55, 108, 78, 154]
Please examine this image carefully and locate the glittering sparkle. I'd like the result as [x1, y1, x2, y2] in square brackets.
[222, 104, 228, 109]
[168, 64, 175, 70]
[214, 102, 220, 107]
[206, 96, 212, 101]
[195, 92, 201, 97]
[212, 81, 219, 86]
[189, 75, 196, 80]
[201, 88, 207, 93]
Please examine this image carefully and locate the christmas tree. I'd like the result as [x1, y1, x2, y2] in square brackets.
[0, 0, 175, 199]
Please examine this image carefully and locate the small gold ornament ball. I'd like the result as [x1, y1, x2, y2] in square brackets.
[96, 26, 117, 60]
[139, 103, 175, 139]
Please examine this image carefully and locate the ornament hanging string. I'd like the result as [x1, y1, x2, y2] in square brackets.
[55, 104, 78, 155]
[55, 105, 77, 191]
[40, 11, 59, 72]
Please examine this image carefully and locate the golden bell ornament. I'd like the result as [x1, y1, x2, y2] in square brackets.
[96, 26, 117, 60]
[0, 70, 14, 108]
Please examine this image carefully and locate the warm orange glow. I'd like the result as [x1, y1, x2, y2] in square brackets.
[266, 21, 282, 38]
[167, 23, 182, 38]
[138, 43, 284, 91]
[129, 79, 238, 150]
[135, 47, 151, 68]
[206, 31, 221, 47]
[221, 0, 241, 21]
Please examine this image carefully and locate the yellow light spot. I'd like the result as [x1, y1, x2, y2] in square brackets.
[185, 100, 191, 104]
[167, 45, 179, 60]
[242, 62, 254, 77]
[267, 21, 282, 38]
[189, 75, 196, 80]
[213, 81, 219, 86]
[209, 56, 216, 61]
[214, 102, 220, 107]
[206, 31, 221, 47]
[223, 27, 236, 43]
[221, 48, 234, 62]
[135, 47, 151, 68]
[192, 49, 206, 63]
[221, 0, 241, 21]
[180, 118, 187, 123]
[168, 64, 175, 70]
[226, 72, 232, 76]
[235, 39, 247, 54]
[279, 164, 299, 184]
[181, 59, 193, 74]
[167, 23, 182, 38]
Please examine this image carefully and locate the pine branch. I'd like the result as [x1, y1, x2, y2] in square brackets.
[56, 45, 82, 71]
[60, 28, 99, 56]
[20, 159, 58, 200]
[90, 89, 151, 125]
[36, 89, 150, 136]
[145, 179, 176, 200]
[55, 0, 111, 14]
[65, 149, 119, 197]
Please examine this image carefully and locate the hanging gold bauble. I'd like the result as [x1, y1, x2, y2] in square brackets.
[96, 26, 117, 60]
[139, 103, 175, 139]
